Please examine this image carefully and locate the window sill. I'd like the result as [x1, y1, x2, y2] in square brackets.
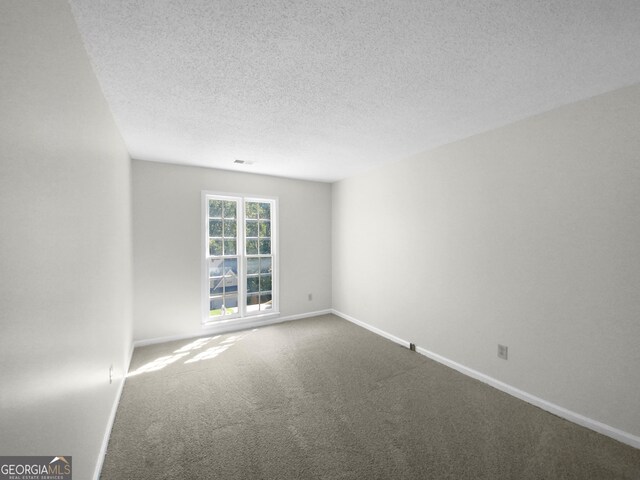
[202, 312, 281, 331]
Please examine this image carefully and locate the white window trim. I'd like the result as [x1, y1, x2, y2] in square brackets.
[201, 190, 279, 326]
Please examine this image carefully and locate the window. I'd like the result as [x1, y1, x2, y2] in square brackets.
[202, 193, 277, 323]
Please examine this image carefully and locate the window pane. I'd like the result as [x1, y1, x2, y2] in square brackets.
[209, 219, 222, 237]
[224, 220, 237, 238]
[247, 276, 259, 293]
[224, 294, 238, 314]
[259, 257, 271, 274]
[209, 200, 223, 218]
[259, 220, 270, 238]
[246, 239, 259, 255]
[223, 274, 238, 294]
[246, 202, 258, 219]
[260, 274, 272, 292]
[210, 278, 224, 295]
[246, 293, 260, 312]
[223, 258, 238, 276]
[259, 239, 271, 254]
[259, 203, 271, 220]
[223, 201, 236, 219]
[209, 239, 222, 256]
[246, 220, 258, 237]
[210, 297, 223, 316]
[209, 258, 223, 278]
[247, 257, 260, 275]
[260, 293, 272, 311]
[223, 239, 236, 255]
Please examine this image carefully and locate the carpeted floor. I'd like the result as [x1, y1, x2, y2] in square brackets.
[101, 314, 640, 479]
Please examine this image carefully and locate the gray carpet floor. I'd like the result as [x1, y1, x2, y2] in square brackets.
[101, 314, 640, 479]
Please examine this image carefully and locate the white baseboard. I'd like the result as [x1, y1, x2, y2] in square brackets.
[133, 309, 332, 348]
[279, 309, 333, 322]
[331, 309, 640, 450]
[332, 310, 410, 349]
[93, 342, 135, 480]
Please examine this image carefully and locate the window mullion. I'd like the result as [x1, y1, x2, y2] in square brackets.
[238, 198, 246, 317]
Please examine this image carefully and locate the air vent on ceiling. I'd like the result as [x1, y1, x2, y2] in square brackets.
[234, 159, 254, 165]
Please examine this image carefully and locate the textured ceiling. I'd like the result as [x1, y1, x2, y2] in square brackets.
[68, 0, 640, 182]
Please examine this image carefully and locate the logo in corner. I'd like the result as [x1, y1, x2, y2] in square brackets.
[0, 455, 72, 479]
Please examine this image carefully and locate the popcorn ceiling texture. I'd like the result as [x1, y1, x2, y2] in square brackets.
[68, 0, 640, 182]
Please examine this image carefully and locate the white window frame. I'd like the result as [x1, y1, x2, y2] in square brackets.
[201, 191, 279, 326]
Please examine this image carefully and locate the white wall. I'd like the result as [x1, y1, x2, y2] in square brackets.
[333, 84, 640, 439]
[132, 160, 331, 341]
[0, 2, 132, 479]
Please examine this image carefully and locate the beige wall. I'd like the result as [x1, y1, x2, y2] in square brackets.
[132, 160, 332, 341]
[332, 84, 640, 438]
[0, 2, 133, 479]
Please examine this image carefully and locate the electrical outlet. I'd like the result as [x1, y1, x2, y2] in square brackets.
[497, 344, 508, 360]
[109, 364, 114, 384]
[308, 293, 312, 301]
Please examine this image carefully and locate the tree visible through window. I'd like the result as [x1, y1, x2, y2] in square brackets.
[204, 194, 276, 322]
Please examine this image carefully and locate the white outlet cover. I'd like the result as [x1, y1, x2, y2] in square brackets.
[498, 345, 508, 360]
